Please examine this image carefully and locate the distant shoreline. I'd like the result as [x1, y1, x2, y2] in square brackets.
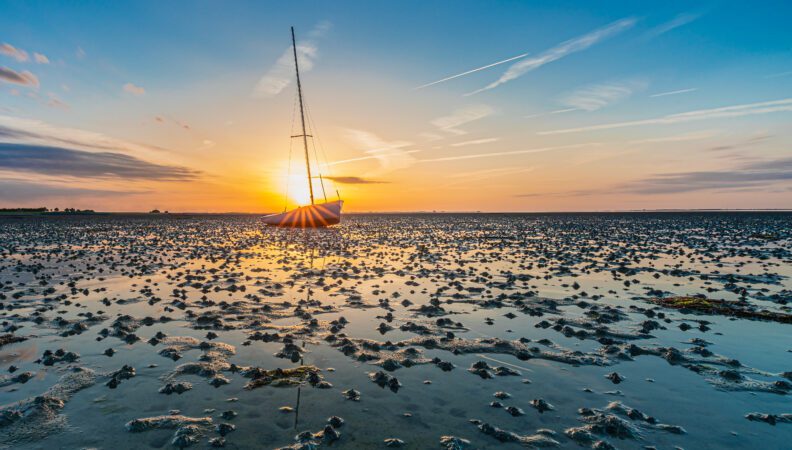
[1, 209, 791, 216]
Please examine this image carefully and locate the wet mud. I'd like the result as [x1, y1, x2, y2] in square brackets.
[1, 212, 791, 448]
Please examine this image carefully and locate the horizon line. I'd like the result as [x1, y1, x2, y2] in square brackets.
[4, 208, 791, 215]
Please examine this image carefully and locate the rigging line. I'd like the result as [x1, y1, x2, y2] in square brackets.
[308, 129, 328, 202]
[303, 101, 339, 200]
[303, 101, 331, 175]
[300, 95, 328, 202]
[291, 26, 314, 205]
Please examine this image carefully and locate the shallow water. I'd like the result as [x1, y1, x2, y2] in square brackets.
[1, 212, 791, 449]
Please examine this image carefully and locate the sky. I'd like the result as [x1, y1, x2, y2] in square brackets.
[0, 0, 791, 212]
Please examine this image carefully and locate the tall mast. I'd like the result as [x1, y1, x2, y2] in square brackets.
[291, 26, 314, 205]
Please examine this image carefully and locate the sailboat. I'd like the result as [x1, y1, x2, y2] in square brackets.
[263, 27, 344, 228]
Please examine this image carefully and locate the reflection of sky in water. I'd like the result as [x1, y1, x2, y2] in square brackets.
[0, 213, 790, 449]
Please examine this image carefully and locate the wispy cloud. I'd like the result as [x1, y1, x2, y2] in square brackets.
[0, 179, 146, 202]
[764, 70, 792, 79]
[561, 79, 647, 111]
[645, 13, 701, 38]
[0, 44, 49, 65]
[0, 67, 39, 87]
[431, 104, 494, 135]
[447, 166, 534, 180]
[0, 43, 28, 62]
[538, 98, 792, 135]
[533, 155, 792, 198]
[33, 52, 49, 64]
[450, 137, 500, 147]
[336, 129, 417, 172]
[46, 93, 69, 110]
[705, 133, 771, 152]
[524, 108, 577, 119]
[418, 132, 444, 142]
[413, 52, 529, 90]
[323, 176, 389, 184]
[196, 139, 216, 151]
[254, 22, 331, 98]
[0, 115, 180, 165]
[622, 157, 792, 194]
[0, 143, 199, 180]
[441, 165, 535, 188]
[123, 82, 145, 96]
[467, 17, 636, 95]
[649, 87, 697, 98]
[628, 130, 719, 144]
[420, 142, 599, 163]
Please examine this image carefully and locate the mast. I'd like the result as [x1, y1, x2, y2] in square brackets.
[291, 26, 315, 205]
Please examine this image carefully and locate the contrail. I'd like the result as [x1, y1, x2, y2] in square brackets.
[649, 88, 697, 98]
[413, 52, 529, 90]
[466, 17, 636, 96]
[419, 142, 599, 163]
[537, 98, 792, 135]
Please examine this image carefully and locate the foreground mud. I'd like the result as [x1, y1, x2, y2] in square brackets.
[1, 212, 790, 449]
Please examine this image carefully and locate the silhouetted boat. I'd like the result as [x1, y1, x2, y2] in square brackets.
[264, 27, 343, 228]
[263, 199, 343, 227]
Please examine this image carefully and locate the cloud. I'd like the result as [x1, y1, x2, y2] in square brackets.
[524, 108, 577, 119]
[0, 143, 199, 180]
[468, 18, 636, 95]
[447, 166, 534, 180]
[419, 132, 444, 142]
[649, 87, 697, 98]
[450, 137, 500, 147]
[323, 176, 388, 184]
[628, 130, 719, 144]
[621, 158, 792, 194]
[420, 142, 599, 163]
[0, 43, 28, 62]
[413, 52, 530, 90]
[764, 71, 792, 79]
[561, 79, 647, 111]
[0, 67, 39, 87]
[0, 179, 146, 202]
[0, 115, 189, 168]
[441, 165, 536, 189]
[254, 22, 330, 98]
[337, 129, 417, 172]
[123, 82, 145, 96]
[538, 97, 792, 135]
[33, 53, 49, 64]
[46, 93, 69, 110]
[645, 13, 700, 38]
[195, 139, 216, 151]
[431, 104, 494, 135]
[153, 116, 190, 132]
[705, 133, 771, 152]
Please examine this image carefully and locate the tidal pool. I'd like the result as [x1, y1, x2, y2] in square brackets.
[1, 212, 790, 449]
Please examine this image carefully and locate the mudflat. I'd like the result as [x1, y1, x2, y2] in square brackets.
[1, 212, 790, 449]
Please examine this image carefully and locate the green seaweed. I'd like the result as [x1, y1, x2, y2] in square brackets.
[648, 296, 792, 324]
[243, 365, 320, 390]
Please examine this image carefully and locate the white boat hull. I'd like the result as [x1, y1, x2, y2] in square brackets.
[263, 200, 343, 227]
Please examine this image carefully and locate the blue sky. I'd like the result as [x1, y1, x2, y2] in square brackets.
[1, 1, 791, 211]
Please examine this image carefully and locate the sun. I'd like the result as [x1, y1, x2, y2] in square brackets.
[277, 165, 312, 207]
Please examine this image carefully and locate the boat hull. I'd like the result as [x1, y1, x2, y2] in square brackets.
[263, 200, 343, 228]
